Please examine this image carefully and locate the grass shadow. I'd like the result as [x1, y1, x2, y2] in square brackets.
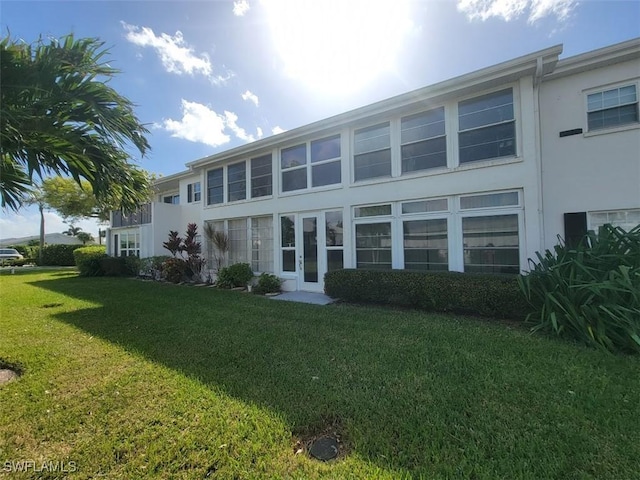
[28, 274, 640, 477]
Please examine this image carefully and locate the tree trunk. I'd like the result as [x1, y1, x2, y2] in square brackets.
[39, 203, 45, 264]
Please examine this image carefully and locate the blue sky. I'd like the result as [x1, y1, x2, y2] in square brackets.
[1, 0, 639, 240]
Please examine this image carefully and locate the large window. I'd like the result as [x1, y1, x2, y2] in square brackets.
[356, 223, 392, 270]
[462, 215, 519, 274]
[228, 219, 248, 265]
[458, 88, 516, 164]
[354, 123, 391, 181]
[401, 108, 446, 173]
[228, 162, 246, 202]
[281, 135, 342, 192]
[119, 232, 140, 257]
[325, 211, 344, 272]
[587, 84, 638, 131]
[281, 215, 296, 272]
[251, 217, 274, 272]
[281, 144, 307, 192]
[403, 219, 448, 271]
[311, 135, 341, 187]
[207, 168, 223, 205]
[251, 154, 272, 198]
[187, 182, 201, 203]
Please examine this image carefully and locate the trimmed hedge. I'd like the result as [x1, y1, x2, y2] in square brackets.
[39, 244, 83, 266]
[324, 269, 530, 320]
[73, 246, 107, 276]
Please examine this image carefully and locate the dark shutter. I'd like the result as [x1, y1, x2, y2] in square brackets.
[564, 212, 587, 249]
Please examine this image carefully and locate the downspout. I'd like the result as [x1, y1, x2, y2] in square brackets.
[533, 56, 546, 265]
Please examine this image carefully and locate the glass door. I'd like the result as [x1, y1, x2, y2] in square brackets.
[299, 214, 321, 291]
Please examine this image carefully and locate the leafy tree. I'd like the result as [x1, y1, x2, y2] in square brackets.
[64, 226, 82, 236]
[76, 232, 94, 245]
[0, 34, 151, 211]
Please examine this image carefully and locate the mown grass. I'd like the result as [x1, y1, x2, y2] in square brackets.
[1, 268, 639, 479]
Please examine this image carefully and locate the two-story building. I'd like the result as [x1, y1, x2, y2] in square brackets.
[108, 38, 640, 292]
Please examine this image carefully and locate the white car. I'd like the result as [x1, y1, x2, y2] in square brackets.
[0, 248, 24, 265]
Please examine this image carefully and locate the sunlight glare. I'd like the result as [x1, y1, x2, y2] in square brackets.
[263, 0, 412, 94]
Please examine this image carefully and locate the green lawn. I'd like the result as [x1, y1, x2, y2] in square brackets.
[1, 269, 639, 479]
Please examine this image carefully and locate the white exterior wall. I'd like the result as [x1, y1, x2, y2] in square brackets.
[540, 58, 640, 249]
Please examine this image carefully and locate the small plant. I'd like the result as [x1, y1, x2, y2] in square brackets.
[162, 224, 206, 282]
[253, 273, 281, 294]
[139, 256, 171, 280]
[162, 257, 188, 284]
[204, 223, 229, 273]
[216, 263, 254, 288]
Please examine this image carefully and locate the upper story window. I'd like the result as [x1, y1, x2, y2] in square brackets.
[311, 135, 341, 187]
[587, 84, 638, 131]
[228, 161, 246, 202]
[187, 182, 201, 203]
[458, 88, 516, 164]
[207, 168, 223, 205]
[354, 123, 391, 181]
[251, 154, 272, 198]
[281, 135, 341, 192]
[163, 194, 179, 204]
[281, 144, 307, 192]
[401, 107, 446, 173]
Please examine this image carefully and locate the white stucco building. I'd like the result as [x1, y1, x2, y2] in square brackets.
[108, 38, 640, 292]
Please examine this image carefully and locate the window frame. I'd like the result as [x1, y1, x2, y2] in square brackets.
[400, 107, 447, 174]
[280, 134, 342, 194]
[206, 167, 224, 205]
[457, 87, 517, 165]
[353, 122, 392, 182]
[584, 81, 640, 134]
[251, 153, 273, 198]
[187, 182, 201, 203]
[227, 161, 247, 203]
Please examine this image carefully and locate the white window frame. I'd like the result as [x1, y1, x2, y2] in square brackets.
[280, 134, 342, 194]
[400, 107, 447, 174]
[353, 122, 392, 182]
[456, 87, 518, 166]
[584, 81, 640, 134]
[187, 182, 201, 203]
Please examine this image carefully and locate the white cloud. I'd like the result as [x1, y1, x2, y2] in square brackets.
[256, 127, 264, 139]
[233, 0, 250, 16]
[271, 126, 286, 135]
[241, 90, 259, 107]
[162, 100, 231, 147]
[161, 100, 261, 147]
[457, 0, 577, 23]
[122, 22, 211, 76]
[223, 111, 256, 142]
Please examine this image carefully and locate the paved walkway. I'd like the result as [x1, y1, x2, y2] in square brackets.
[269, 291, 335, 305]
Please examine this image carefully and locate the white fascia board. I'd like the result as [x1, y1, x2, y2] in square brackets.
[543, 37, 640, 81]
[184, 45, 562, 171]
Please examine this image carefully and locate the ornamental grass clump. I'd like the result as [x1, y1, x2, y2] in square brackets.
[518, 224, 640, 354]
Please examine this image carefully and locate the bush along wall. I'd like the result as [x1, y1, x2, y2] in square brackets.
[73, 246, 107, 276]
[519, 224, 640, 354]
[324, 269, 529, 320]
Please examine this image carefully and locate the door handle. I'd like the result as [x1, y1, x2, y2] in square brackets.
[298, 255, 302, 270]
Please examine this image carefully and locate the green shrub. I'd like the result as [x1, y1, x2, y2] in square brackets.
[39, 244, 82, 266]
[253, 273, 281, 294]
[162, 257, 188, 284]
[73, 246, 107, 276]
[217, 263, 254, 288]
[519, 224, 640, 354]
[324, 269, 529, 319]
[139, 256, 171, 280]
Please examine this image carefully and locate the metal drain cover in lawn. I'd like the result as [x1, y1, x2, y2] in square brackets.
[309, 436, 339, 461]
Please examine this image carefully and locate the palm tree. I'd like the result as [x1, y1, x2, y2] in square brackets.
[64, 226, 82, 236]
[76, 232, 94, 245]
[0, 34, 151, 212]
